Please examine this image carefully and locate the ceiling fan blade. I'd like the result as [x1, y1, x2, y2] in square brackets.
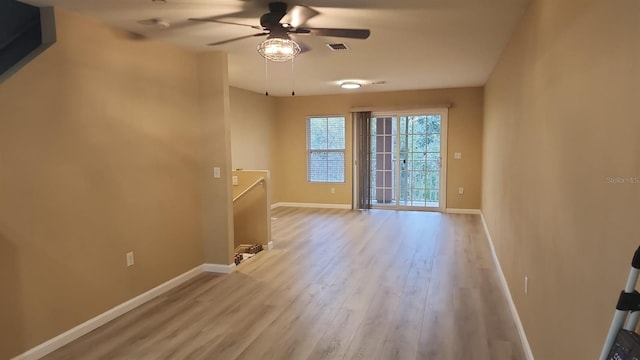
[189, 17, 263, 30]
[111, 28, 149, 41]
[297, 27, 371, 39]
[281, 5, 319, 28]
[207, 32, 268, 46]
[289, 34, 311, 53]
[136, 18, 166, 27]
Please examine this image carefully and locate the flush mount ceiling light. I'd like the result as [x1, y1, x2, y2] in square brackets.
[257, 37, 301, 62]
[340, 82, 361, 89]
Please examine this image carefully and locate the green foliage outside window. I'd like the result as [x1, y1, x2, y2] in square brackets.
[307, 116, 345, 183]
[371, 115, 442, 206]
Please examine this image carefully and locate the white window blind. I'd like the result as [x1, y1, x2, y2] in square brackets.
[306, 116, 346, 183]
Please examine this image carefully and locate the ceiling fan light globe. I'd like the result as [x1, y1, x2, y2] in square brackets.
[257, 38, 301, 62]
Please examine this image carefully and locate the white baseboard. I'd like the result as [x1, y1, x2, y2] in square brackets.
[12, 265, 204, 360]
[480, 213, 535, 360]
[271, 202, 351, 210]
[445, 208, 481, 214]
[203, 263, 236, 274]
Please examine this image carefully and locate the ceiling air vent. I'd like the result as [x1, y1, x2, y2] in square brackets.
[326, 43, 349, 51]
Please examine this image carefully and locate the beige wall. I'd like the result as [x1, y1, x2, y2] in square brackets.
[0, 9, 232, 358]
[483, 0, 640, 358]
[232, 170, 268, 200]
[229, 87, 277, 171]
[198, 52, 235, 266]
[273, 88, 484, 209]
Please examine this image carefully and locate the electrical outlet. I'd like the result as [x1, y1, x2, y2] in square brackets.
[126, 252, 134, 267]
[458, 187, 464, 195]
[213, 167, 221, 178]
[524, 276, 528, 294]
[331, 187, 336, 194]
[232, 176, 238, 186]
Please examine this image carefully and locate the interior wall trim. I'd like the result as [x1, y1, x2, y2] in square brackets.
[480, 213, 535, 360]
[271, 202, 351, 210]
[445, 208, 481, 214]
[11, 265, 204, 360]
[203, 263, 237, 274]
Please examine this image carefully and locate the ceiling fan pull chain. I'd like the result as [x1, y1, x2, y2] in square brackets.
[265, 57, 269, 96]
[291, 58, 295, 96]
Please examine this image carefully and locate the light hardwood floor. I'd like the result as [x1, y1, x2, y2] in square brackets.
[44, 207, 526, 360]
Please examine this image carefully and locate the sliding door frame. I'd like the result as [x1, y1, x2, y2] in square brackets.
[352, 108, 448, 212]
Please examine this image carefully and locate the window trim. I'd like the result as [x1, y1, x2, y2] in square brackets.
[306, 115, 347, 183]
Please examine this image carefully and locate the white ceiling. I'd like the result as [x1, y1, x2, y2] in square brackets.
[24, 0, 530, 96]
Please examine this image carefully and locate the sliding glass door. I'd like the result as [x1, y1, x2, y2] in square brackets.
[370, 110, 447, 211]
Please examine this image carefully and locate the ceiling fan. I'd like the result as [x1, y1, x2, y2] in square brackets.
[188, 1, 371, 49]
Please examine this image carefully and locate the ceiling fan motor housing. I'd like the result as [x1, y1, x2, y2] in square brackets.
[268, 2, 288, 14]
[261, 2, 288, 28]
[191, 1, 370, 47]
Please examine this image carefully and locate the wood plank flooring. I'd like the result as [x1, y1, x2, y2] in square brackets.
[44, 208, 526, 360]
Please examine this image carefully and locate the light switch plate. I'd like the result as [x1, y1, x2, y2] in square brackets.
[454, 152, 462, 160]
[214, 167, 221, 178]
[232, 176, 238, 185]
[126, 252, 134, 267]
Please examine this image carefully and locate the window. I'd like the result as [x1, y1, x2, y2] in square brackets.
[306, 116, 346, 183]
